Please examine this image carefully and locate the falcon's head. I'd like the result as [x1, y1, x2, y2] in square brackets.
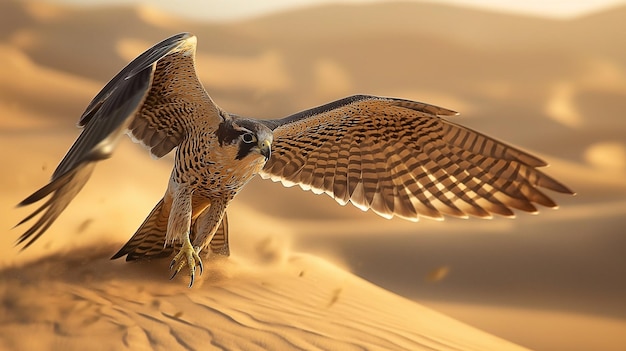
[216, 117, 272, 162]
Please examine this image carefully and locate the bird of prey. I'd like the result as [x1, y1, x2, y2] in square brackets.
[16, 33, 574, 286]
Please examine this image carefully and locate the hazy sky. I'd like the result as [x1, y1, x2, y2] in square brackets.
[47, 0, 625, 21]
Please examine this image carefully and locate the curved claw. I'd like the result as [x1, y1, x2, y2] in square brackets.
[169, 240, 203, 287]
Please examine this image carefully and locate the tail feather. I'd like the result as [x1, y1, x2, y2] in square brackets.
[208, 212, 230, 257]
[112, 200, 230, 261]
[111, 198, 172, 261]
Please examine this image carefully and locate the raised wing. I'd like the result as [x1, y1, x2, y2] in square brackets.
[260, 95, 574, 221]
[16, 32, 218, 248]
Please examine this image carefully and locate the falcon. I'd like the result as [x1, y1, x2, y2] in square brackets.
[15, 33, 574, 286]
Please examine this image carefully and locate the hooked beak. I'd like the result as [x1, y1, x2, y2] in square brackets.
[259, 139, 271, 161]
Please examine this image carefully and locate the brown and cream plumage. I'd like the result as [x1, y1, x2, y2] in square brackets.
[15, 33, 574, 286]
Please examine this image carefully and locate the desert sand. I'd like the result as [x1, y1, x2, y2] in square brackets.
[1, 1, 625, 350]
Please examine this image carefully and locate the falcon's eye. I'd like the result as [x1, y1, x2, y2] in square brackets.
[241, 133, 256, 144]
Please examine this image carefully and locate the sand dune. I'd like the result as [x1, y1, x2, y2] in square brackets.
[0, 246, 531, 351]
[2, 1, 626, 350]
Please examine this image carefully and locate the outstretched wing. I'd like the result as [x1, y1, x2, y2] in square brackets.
[16, 32, 219, 248]
[260, 95, 574, 221]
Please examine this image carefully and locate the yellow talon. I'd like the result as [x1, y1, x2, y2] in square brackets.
[169, 236, 203, 287]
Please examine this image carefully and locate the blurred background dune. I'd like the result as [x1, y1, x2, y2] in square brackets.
[1, 1, 625, 350]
